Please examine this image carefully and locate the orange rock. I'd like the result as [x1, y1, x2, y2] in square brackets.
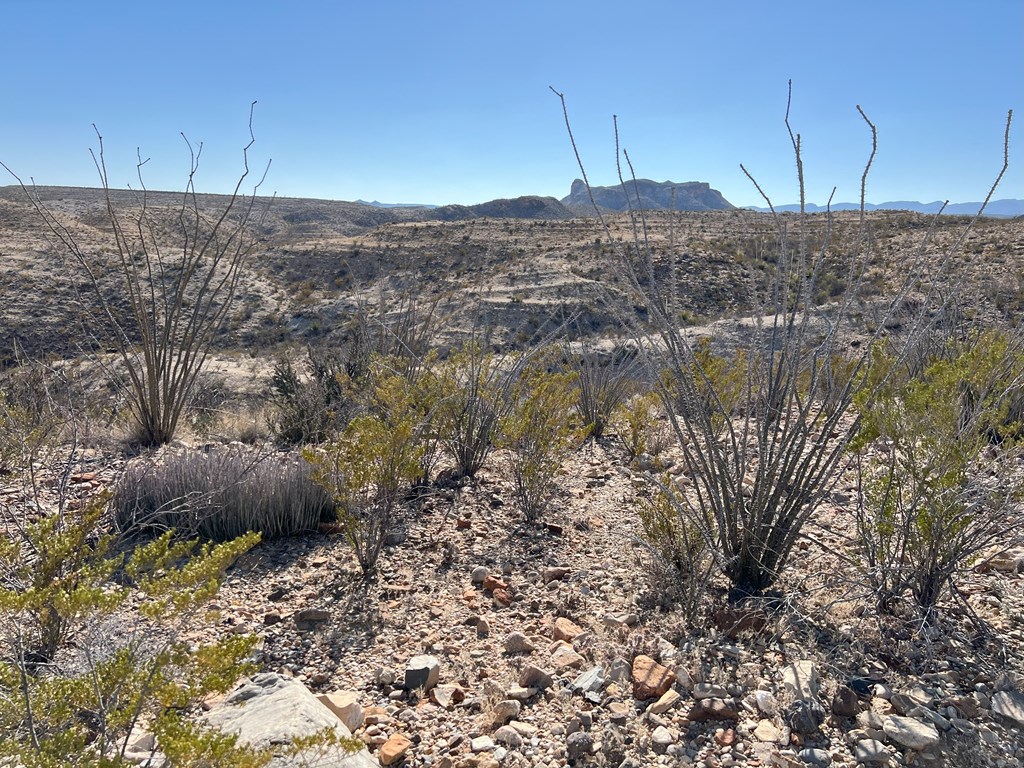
[714, 727, 736, 746]
[552, 617, 584, 642]
[631, 655, 676, 700]
[483, 575, 508, 592]
[379, 733, 412, 766]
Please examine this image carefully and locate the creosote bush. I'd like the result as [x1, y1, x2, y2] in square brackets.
[612, 390, 671, 463]
[112, 446, 335, 541]
[853, 330, 1024, 620]
[499, 362, 581, 521]
[635, 478, 715, 620]
[0, 493, 265, 765]
[305, 368, 425, 577]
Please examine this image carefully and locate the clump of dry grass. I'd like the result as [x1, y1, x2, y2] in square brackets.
[112, 446, 334, 541]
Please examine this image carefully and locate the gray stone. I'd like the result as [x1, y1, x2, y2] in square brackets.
[404, 654, 440, 691]
[570, 666, 605, 694]
[471, 565, 489, 583]
[606, 656, 632, 685]
[782, 660, 820, 701]
[854, 739, 890, 765]
[470, 735, 495, 752]
[203, 673, 378, 767]
[566, 730, 594, 759]
[294, 607, 331, 630]
[493, 725, 522, 748]
[786, 699, 826, 734]
[882, 715, 940, 750]
[907, 705, 951, 732]
[798, 748, 832, 766]
[490, 699, 521, 725]
[518, 664, 553, 689]
[755, 690, 779, 716]
[503, 631, 536, 654]
[992, 690, 1024, 728]
[831, 685, 860, 718]
[693, 682, 729, 700]
[650, 725, 673, 754]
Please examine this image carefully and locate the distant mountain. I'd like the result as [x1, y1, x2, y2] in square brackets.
[745, 199, 1024, 218]
[561, 178, 734, 212]
[355, 199, 437, 209]
[430, 195, 573, 221]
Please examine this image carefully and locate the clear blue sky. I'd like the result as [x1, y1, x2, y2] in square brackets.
[2, 0, 1021, 207]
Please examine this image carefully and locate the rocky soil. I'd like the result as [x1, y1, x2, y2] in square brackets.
[167, 441, 1024, 768]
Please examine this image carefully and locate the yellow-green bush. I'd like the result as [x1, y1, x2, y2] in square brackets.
[853, 330, 1024, 618]
[306, 370, 424, 576]
[498, 364, 581, 521]
[0, 494, 264, 765]
[636, 478, 714, 619]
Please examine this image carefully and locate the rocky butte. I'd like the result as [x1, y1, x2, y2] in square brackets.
[561, 178, 734, 212]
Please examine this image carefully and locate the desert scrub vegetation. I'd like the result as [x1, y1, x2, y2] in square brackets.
[0, 489, 266, 765]
[305, 368, 426, 577]
[270, 345, 355, 445]
[433, 340, 522, 480]
[635, 477, 715, 620]
[565, 344, 639, 440]
[2, 105, 269, 447]
[552, 83, 1015, 598]
[612, 389, 671, 464]
[498, 361, 582, 521]
[852, 329, 1024, 620]
[112, 446, 335, 541]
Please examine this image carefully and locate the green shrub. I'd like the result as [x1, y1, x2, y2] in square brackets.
[853, 330, 1024, 619]
[636, 478, 715, 619]
[269, 346, 353, 445]
[306, 372, 424, 577]
[612, 391, 670, 463]
[566, 346, 639, 440]
[0, 493, 265, 765]
[499, 364, 581, 521]
[434, 342, 517, 479]
[112, 446, 335, 541]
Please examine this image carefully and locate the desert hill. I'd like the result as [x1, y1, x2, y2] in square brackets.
[1, 185, 1022, 366]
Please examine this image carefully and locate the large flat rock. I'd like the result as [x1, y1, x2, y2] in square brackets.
[204, 673, 379, 767]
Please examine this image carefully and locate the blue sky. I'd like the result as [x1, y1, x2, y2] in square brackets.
[1, 1, 1021, 207]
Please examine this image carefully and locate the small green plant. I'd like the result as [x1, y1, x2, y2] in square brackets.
[0, 493, 265, 765]
[853, 331, 1024, 619]
[306, 371, 424, 577]
[498, 363, 581, 521]
[566, 346, 639, 440]
[269, 346, 353, 445]
[612, 391, 669, 462]
[434, 341, 518, 479]
[635, 478, 715, 619]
